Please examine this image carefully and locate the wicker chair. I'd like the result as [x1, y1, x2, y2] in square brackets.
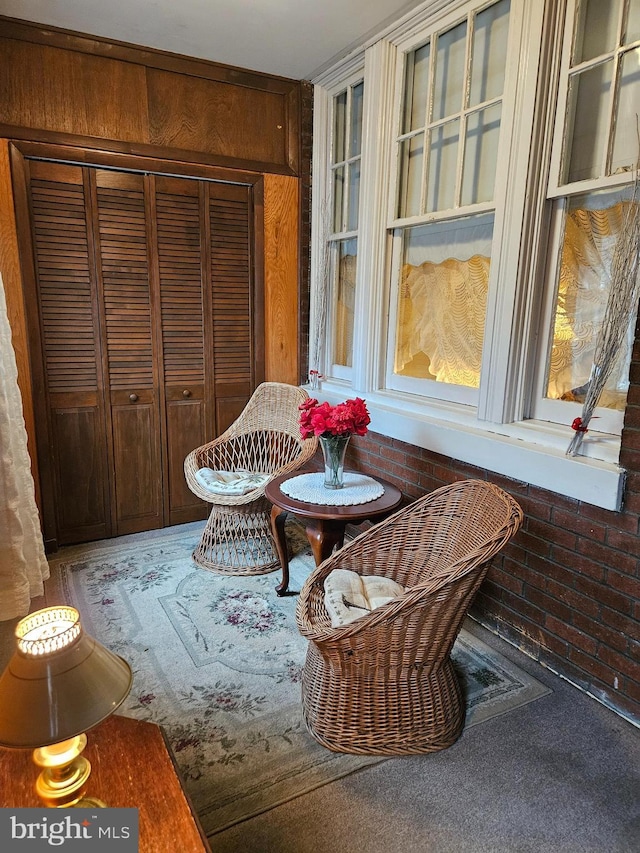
[295, 479, 523, 755]
[184, 382, 317, 575]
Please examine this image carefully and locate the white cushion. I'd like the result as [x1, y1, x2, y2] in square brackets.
[194, 468, 270, 496]
[323, 568, 405, 628]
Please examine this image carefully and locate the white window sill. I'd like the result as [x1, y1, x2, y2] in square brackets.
[310, 383, 625, 511]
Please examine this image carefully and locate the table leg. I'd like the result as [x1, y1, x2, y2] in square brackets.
[271, 504, 295, 596]
[305, 520, 346, 566]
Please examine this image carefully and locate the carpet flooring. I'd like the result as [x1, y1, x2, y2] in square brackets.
[45, 522, 552, 840]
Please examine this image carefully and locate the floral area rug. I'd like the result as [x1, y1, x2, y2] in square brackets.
[45, 522, 550, 838]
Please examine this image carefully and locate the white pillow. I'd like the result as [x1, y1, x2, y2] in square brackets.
[194, 468, 270, 496]
[323, 568, 405, 628]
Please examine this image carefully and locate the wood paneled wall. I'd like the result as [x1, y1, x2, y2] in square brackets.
[0, 17, 300, 175]
[264, 174, 299, 384]
[0, 17, 306, 500]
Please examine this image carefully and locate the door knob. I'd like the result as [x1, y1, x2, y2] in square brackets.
[129, 393, 139, 403]
[183, 389, 192, 398]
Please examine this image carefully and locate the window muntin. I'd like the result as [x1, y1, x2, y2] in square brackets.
[388, 0, 510, 403]
[395, 0, 511, 221]
[536, 0, 640, 436]
[558, 0, 640, 188]
[328, 80, 364, 376]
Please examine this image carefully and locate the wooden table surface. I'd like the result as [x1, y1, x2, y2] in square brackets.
[0, 713, 210, 852]
[266, 472, 403, 595]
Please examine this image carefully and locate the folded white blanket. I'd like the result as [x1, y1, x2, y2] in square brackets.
[194, 468, 270, 496]
[323, 568, 405, 627]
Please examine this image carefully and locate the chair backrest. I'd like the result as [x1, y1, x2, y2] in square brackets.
[227, 382, 310, 438]
[296, 480, 523, 663]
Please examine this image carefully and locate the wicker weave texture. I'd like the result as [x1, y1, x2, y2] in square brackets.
[295, 479, 523, 754]
[184, 383, 317, 574]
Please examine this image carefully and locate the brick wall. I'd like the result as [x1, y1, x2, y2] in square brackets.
[330, 322, 640, 723]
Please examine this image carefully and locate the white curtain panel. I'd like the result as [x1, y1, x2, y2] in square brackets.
[0, 273, 49, 620]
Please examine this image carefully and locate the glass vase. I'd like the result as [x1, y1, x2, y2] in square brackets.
[319, 434, 350, 489]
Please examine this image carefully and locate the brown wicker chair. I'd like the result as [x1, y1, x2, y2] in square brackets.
[295, 479, 523, 755]
[184, 382, 317, 575]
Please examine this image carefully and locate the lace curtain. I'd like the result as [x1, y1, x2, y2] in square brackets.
[549, 200, 634, 410]
[396, 255, 490, 386]
[0, 272, 49, 620]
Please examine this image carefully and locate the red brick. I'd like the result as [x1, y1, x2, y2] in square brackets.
[529, 588, 574, 623]
[572, 612, 629, 653]
[529, 485, 580, 512]
[550, 546, 607, 582]
[545, 615, 599, 655]
[601, 606, 640, 637]
[518, 530, 552, 558]
[620, 426, 640, 449]
[568, 647, 618, 687]
[486, 564, 524, 595]
[501, 590, 545, 625]
[575, 538, 637, 576]
[597, 646, 640, 683]
[527, 517, 578, 550]
[552, 508, 606, 542]
[579, 501, 633, 528]
[546, 579, 600, 618]
[573, 575, 632, 614]
[606, 527, 640, 556]
[516, 495, 552, 522]
[607, 569, 640, 598]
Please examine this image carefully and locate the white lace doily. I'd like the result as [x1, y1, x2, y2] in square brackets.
[280, 473, 385, 505]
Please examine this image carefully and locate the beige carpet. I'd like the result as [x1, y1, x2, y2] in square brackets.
[45, 523, 550, 837]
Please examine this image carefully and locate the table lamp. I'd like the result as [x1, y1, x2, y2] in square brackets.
[0, 605, 132, 807]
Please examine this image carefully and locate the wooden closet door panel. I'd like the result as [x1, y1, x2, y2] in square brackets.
[95, 170, 162, 534]
[155, 175, 208, 525]
[209, 183, 254, 433]
[28, 162, 110, 544]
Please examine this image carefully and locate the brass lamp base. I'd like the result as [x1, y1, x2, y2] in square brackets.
[33, 733, 105, 808]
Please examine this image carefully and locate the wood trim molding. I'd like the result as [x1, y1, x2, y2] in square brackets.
[0, 15, 299, 92]
[264, 174, 299, 384]
[0, 139, 40, 506]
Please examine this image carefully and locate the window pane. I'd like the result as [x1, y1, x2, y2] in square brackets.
[611, 48, 640, 175]
[545, 190, 635, 410]
[398, 134, 424, 218]
[394, 214, 493, 386]
[564, 61, 613, 183]
[573, 0, 622, 64]
[403, 43, 431, 133]
[426, 119, 460, 212]
[333, 166, 344, 232]
[333, 92, 347, 163]
[334, 239, 357, 367]
[625, 0, 640, 44]
[350, 82, 364, 157]
[347, 161, 361, 231]
[462, 103, 502, 205]
[470, 0, 510, 106]
[433, 21, 467, 121]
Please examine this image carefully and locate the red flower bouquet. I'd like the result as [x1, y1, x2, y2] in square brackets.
[299, 397, 370, 439]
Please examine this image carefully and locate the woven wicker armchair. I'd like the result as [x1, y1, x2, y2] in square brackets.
[295, 479, 523, 755]
[184, 382, 317, 575]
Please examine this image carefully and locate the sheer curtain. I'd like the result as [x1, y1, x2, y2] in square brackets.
[0, 272, 49, 620]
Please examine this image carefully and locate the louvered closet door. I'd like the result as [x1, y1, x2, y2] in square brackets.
[94, 170, 163, 535]
[154, 175, 209, 525]
[27, 161, 111, 544]
[209, 182, 254, 429]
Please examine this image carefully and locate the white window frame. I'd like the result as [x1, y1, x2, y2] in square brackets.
[310, 0, 628, 511]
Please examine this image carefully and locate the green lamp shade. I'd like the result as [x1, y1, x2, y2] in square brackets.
[0, 606, 132, 749]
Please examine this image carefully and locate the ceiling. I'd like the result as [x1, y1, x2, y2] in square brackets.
[0, 0, 424, 80]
